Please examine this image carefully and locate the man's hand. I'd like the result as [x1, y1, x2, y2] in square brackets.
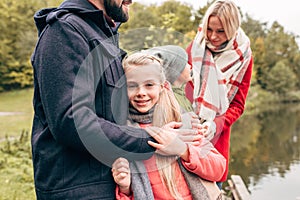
[146, 126, 188, 157]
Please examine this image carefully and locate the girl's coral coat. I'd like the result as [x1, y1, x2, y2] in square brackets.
[116, 123, 226, 199]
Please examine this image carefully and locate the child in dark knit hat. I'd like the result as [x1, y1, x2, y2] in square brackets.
[144, 45, 193, 113]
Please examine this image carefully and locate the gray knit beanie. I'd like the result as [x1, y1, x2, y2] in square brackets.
[144, 45, 188, 84]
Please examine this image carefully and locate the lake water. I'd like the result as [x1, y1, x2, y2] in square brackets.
[228, 103, 300, 200]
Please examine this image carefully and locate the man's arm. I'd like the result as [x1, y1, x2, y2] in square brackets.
[33, 17, 155, 165]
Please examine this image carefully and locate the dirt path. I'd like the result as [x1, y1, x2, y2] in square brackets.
[0, 112, 24, 116]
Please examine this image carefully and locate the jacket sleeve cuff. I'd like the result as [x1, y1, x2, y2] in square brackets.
[115, 186, 133, 200]
[181, 144, 197, 170]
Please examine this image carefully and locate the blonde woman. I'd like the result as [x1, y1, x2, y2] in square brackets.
[112, 52, 226, 200]
[186, 0, 253, 188]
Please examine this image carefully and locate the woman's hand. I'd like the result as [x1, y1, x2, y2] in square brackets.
[188, 116, 216, 141]
[162, 121, 201, 143]
[181, 112, 199, 129]
[201, 121, 216, 141]
[111, 157, 131, 195]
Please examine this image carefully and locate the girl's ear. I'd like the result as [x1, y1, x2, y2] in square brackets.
[162, 81, 172, 91]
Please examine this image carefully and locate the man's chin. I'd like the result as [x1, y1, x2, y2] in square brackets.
[114, 12, 129, 23]
[110, 6, 129, 22]
[120, 5, 130, 22]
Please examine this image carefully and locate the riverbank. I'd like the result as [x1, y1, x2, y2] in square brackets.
[243, 84, 300, 115]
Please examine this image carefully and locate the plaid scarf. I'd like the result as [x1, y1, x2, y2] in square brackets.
[191, 26, 252, 121]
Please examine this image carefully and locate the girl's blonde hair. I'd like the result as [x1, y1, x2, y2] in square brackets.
[123, 52, 184, 199]
[202, 0, 241, 40]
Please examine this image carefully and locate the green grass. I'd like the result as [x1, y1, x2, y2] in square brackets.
[0, 88, 35, 199]
[0, 88, 34, 138]
[0, 131, 35, 200]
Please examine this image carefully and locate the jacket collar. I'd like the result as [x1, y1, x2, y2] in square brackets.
[34, 0, 122, 36]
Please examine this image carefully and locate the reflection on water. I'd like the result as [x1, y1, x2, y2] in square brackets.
[228, 103, 300, 199]
[248, 163, 300, 200]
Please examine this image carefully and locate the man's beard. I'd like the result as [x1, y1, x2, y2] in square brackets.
[104, 0, 129, 23]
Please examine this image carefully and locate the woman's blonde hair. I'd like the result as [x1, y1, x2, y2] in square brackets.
[123, 52, 184, 199]
[202, 0, 241, 40]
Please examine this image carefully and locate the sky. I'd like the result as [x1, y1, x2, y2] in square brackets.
[135, 0, 300, 40]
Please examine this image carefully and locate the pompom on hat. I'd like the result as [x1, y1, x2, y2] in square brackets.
[144, 45, 188, 84]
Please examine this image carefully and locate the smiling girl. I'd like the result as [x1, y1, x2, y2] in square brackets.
[112, 52, 226, 200]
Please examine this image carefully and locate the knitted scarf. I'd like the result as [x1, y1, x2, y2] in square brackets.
[191, 26, 252, 121]
[128, 104, 155, 124]
[130, 160, 222, 200]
